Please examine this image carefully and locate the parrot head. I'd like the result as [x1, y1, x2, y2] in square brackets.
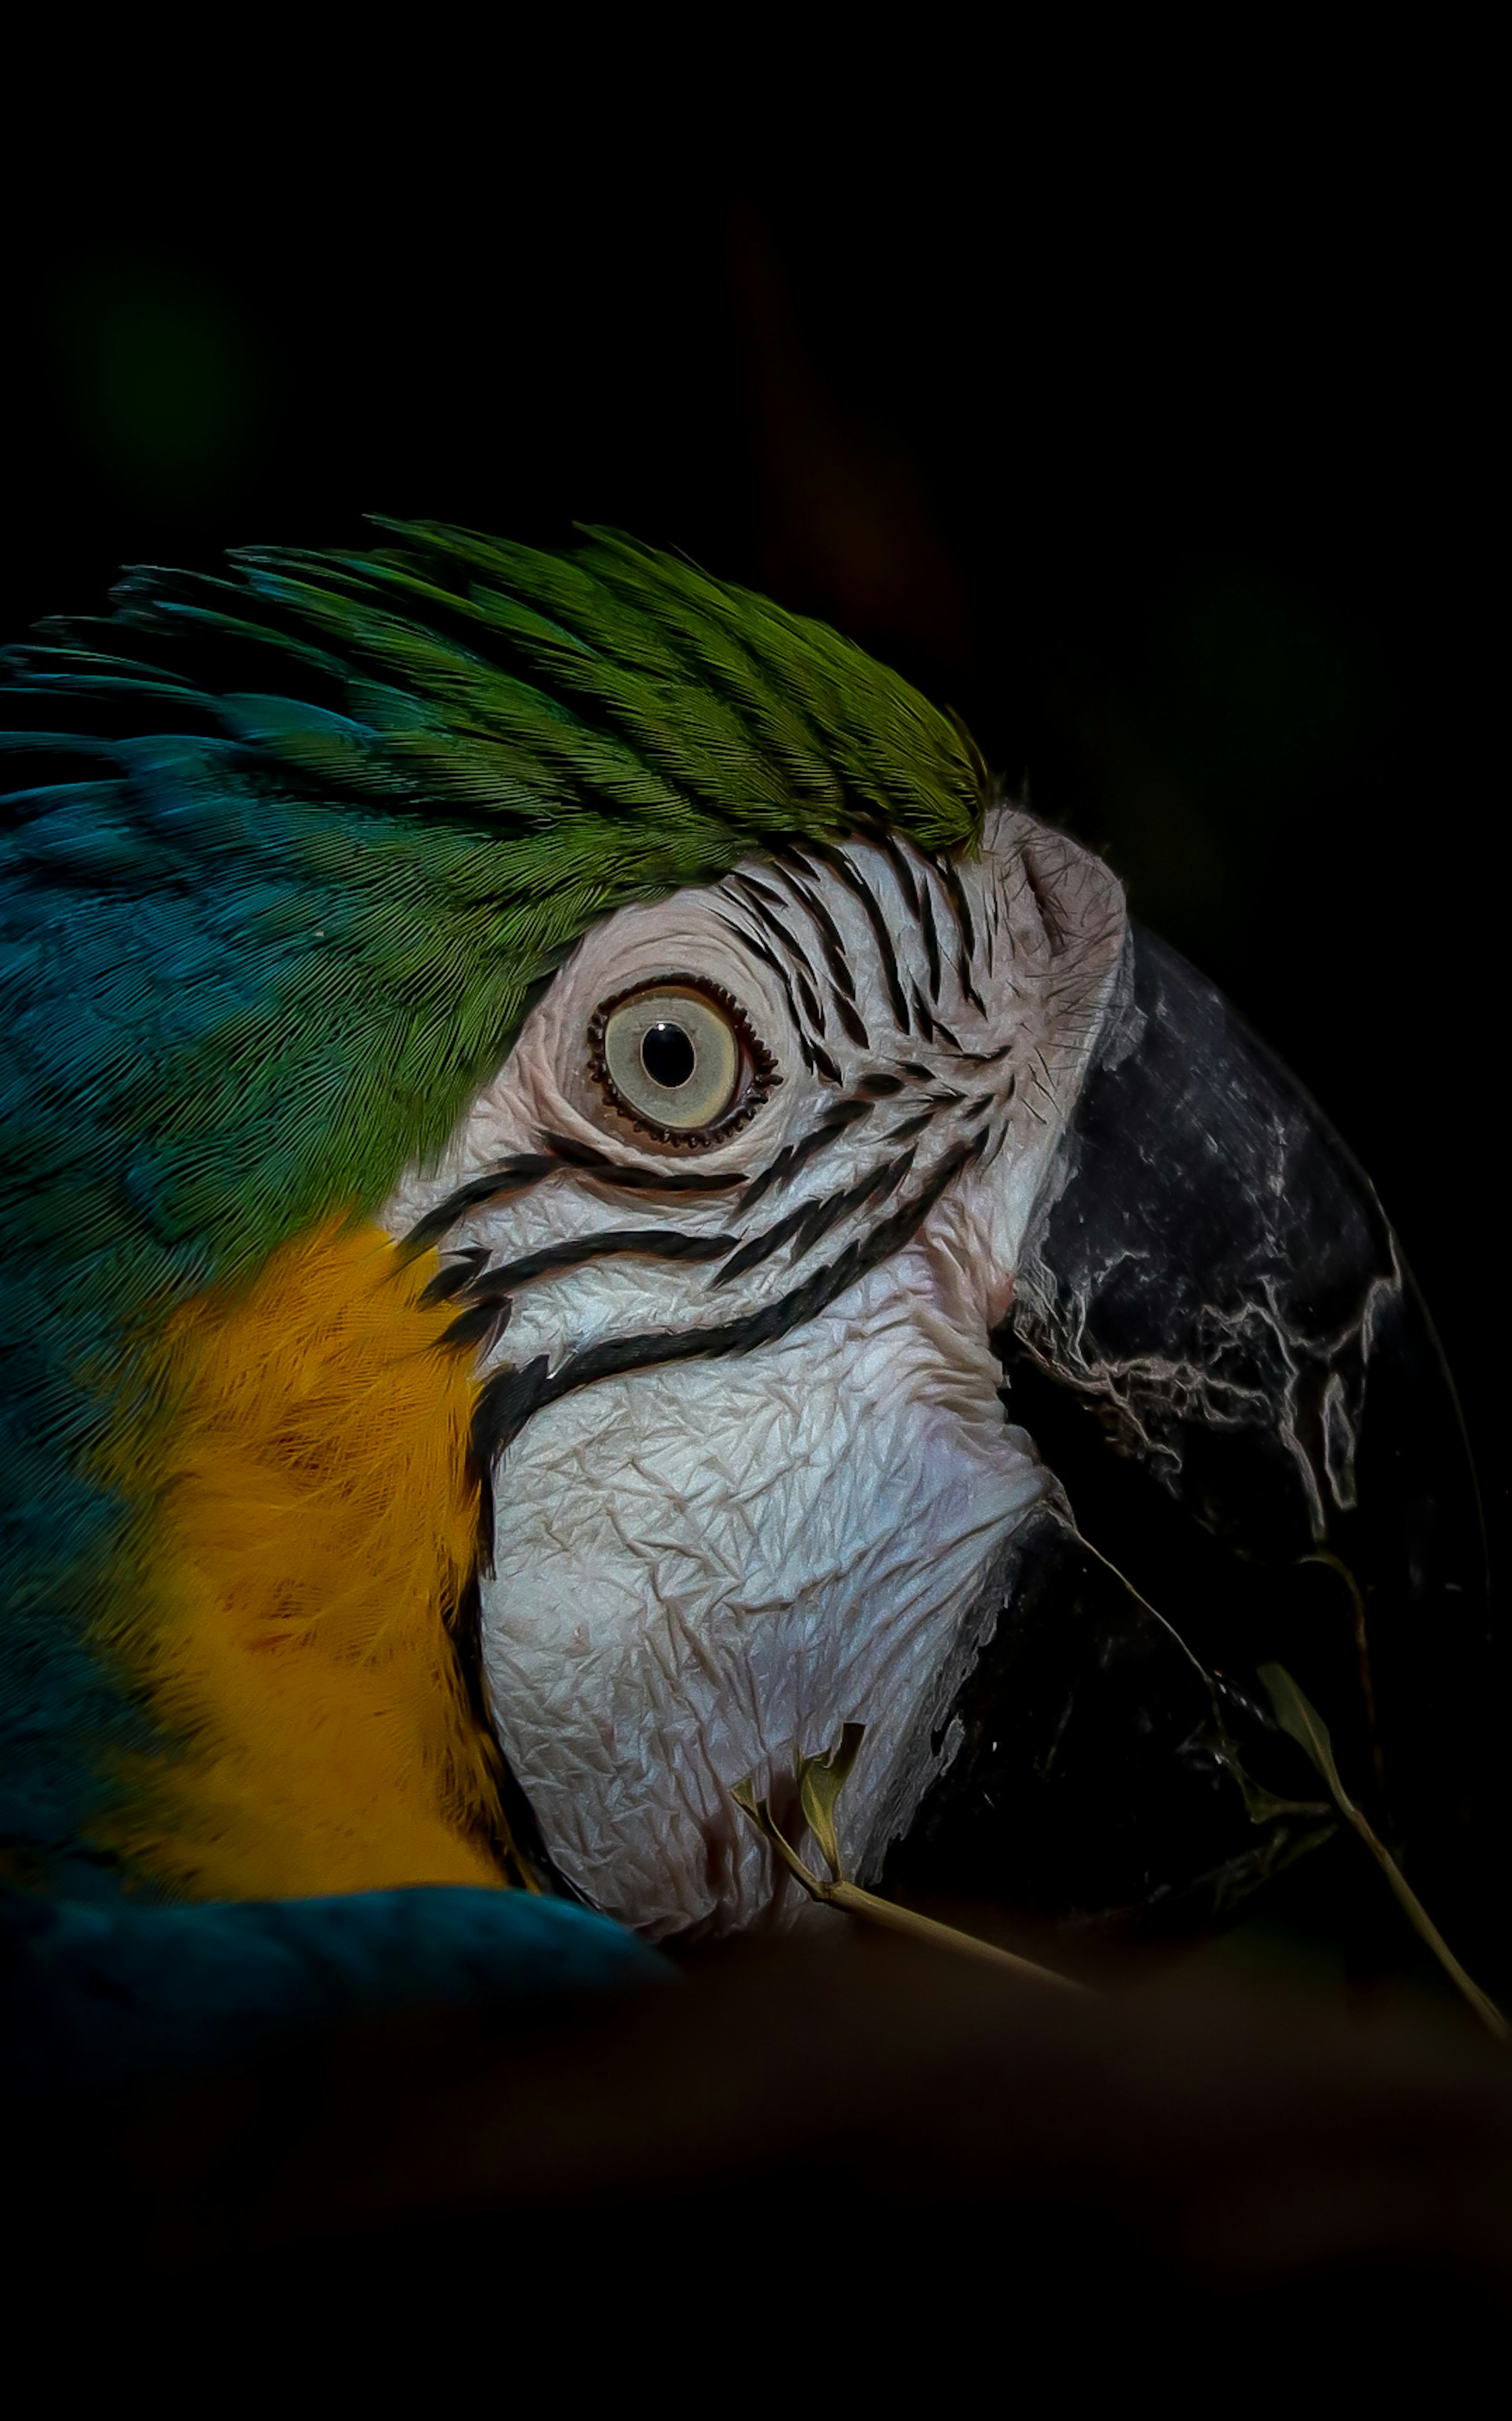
[0, 525, 1486, 1974]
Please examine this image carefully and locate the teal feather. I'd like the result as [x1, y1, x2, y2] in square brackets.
[2, 1881, 668, 2095]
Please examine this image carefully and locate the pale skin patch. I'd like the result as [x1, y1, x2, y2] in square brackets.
[382, 807, 1128, 1938]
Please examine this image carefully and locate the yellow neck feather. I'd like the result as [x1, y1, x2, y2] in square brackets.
[102, 1219, 517, 1899]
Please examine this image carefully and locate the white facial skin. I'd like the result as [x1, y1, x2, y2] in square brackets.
[383, 808, 1127, 1939]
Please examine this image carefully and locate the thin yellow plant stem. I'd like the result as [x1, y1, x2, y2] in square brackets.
[817, 1875, 1090, 1989]
[732, 1771, 1090, 1994]
[1258, 1663, 1508, 2044]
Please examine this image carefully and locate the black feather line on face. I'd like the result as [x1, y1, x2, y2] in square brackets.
[730, 869, 795, 917]
[538, 1140, 747, 1194]
[469, 1352, 552, 1576]
[406, 1157, 561, 1245]
[785, 1146, 916, 1260]
[795, 968, 827, 1035]
[830, 987, 871, 1050]
[710, 1195, 819, 1285]
[884, 1109, 935, 1141]
[917, 877, 943, 1004]
[872, 828, 925, 926]
[443, 1298, 513, 1353]
[772, 862, 859, 1005]
[735, 1095, 873, 1212]
[728, 878, 820, 985]
[449, 1561, 586, 1898]
[711, 1145, 919, 1288]
[409, 1146, 747, 1254]
[790, 1187, 850, 1261]
[799, 841, 913, 1034]
[932, 852, 988, 1018]
[714, 913, 829, 1082]
[420, 1247, 492, 1304]
[947, 1041, 1012, 1067]
[452, 1231, 737, 1317]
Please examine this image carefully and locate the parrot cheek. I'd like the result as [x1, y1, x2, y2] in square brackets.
[477, 1267, 1052, 1941]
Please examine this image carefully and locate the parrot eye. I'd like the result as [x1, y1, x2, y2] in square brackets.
[589, 979, 775, 1143]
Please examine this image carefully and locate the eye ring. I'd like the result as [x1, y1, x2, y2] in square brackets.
[587, 975, 779, 1149]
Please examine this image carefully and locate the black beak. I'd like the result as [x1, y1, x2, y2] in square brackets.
[885, 926, 1490, 1963]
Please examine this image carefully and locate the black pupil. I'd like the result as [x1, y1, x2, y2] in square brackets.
[641, 1021, 696, 1089]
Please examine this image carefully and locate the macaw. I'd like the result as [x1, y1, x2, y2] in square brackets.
[0, 525, 1486, 2090]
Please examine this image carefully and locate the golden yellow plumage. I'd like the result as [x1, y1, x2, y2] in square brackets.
[100, 1220, 512, 1900]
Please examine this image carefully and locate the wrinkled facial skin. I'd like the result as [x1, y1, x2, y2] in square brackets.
[384, 809, 1127, 1939]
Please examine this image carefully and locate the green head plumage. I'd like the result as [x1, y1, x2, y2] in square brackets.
[0, 521, 988, 1887]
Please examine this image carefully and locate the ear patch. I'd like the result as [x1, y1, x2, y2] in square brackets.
[100, 1220, 518, 1899]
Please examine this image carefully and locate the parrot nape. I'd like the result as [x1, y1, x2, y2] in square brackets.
[0, 523, 1488, 2089]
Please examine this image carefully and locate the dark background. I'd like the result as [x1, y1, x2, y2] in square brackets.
[1, 80, 1506, 2335]
[2, 102, 1498, 1591]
